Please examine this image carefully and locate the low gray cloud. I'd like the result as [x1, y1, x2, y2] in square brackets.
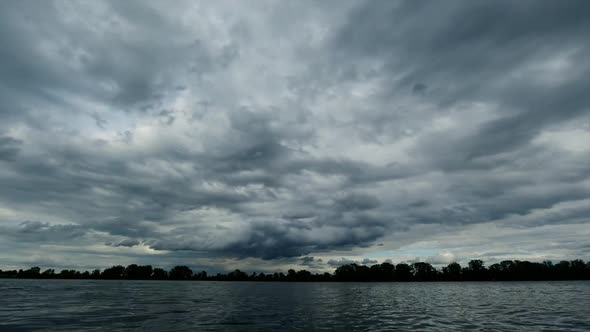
[300, 256, 324, 269]
[0, 0, 589, 270]
[327, 258, 379, 267]
[107, 239, 141, 248]
[0, 136, 22, 161]
[1, 221, 88, 243]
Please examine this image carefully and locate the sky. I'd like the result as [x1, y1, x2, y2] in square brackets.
[1, 0, 589, 273]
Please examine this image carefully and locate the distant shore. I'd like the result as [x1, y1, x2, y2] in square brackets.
[2, 259, 589, 282]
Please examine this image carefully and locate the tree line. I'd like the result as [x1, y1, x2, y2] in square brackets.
[1, 259, 589, 281]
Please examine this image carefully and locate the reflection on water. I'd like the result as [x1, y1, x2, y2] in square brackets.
[1, 280, 589, 331]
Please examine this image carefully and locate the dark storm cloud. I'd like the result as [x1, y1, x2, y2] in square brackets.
[300, 256, 324, 269]
[322, 0, 590, 226]
[0, 136, 22, 161]
[335, 0, 590, 158]
[0, 0, 217, 127]
[336, 0, 590, 91]
[327, 258, 378, 267]
[0, 0, 589, 268]
[0, 221, 88, 243]
[335, 193, 381, 211]
[107, 238, 141, 248]
[148, 216, 388, 260]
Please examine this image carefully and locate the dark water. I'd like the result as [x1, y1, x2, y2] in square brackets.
[1, 280, 589, 331]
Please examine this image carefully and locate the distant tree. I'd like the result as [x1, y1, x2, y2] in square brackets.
[468, 259, 484, 271]
[287, 269, 297, 281]
[394, 263, 414, 281]
[194, 270, 207, 280]
[334, 264, 358, 281]
[19, 267, 41, 279]
[296, 270, 312, 281]
[227, 269, 248, 281]
[169, 266, 193, 280]
[152, 268, 168, 280]
[412, 262, 437, 281]
[466, 260, 488, 281]
[0, 269, 18, 278]
[555, 261, 571, 280]
[2, 258, 589, 282]
[123, 264, 140, 279]
[123, 264, 153, 279]
[41, 269, 55, 279]
[570, 260, 587, 279]
[90, 269, 101, 279]
[356, 265, 371, 281]
[442, 262, 462, 281]
[511, 260, 546, 280]
[542, 261, 554, 277]
[499, 260, 515, 280]
[488, 263, 502, 280]
[101, 265, 125, 279]
[58, 269, 78, 279]
[369, 264, 382, 281]
[369, 262, 395, 281]
[321, 272, 332, 281]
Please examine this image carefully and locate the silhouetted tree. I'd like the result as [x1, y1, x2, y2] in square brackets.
[152, 268, 168, 280]
[2, 258, 590, 282]
[334, 264, 358, 281]
[570, 260, 587, 279]
[169, 266, 193, 280]
[394, 263, 414, 281]
[58, 269, 79, 279]
[193, 270, 207, 280]
[19, 267, 41, 279]
[369, 262, 395, 281]
[442, 262, 462, 281]
[286, 269, 297, 281]
[465, 260, 488, 281]
[90, 269, 101, 279]
[41, 269, 55, 279]
[227, 269, 248, 281]
[123, 264, 153, 279]
[412, 262, 437, 281]
[101, 265, 125, 279]
[0, 269, 18, 278]
[296, 270, 313, 281]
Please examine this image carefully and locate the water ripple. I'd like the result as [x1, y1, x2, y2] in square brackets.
[0, 280, 589, 331]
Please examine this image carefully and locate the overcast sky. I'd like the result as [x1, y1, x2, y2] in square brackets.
[1, 0, 589, 272]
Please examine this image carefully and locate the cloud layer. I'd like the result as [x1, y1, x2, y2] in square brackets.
[1, 0, 589, 271]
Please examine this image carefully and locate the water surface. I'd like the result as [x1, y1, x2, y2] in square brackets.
[1, 280, 589, 331]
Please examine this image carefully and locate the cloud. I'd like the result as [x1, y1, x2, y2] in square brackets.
[327, 258, 379, 267]
[406, 252, 457, 266]
[300, 256, 324, 269]
[0, 221, 88, 243]
[107, 239, 141, 248]
[0, 0, 588, 270]
[335, 193, 381, 211]
[0, 136, 22, 161]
